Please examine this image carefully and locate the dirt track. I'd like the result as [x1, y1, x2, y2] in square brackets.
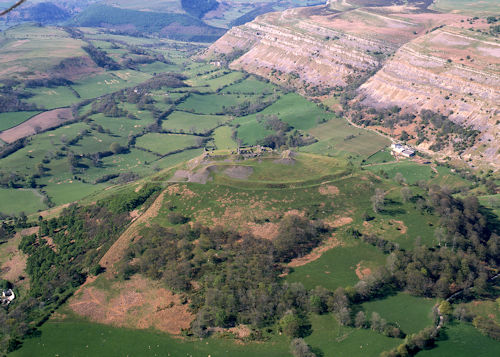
[99, 191, 166, 272]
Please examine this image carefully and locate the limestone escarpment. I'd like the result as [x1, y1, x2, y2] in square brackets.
[204, 5, 439, 92]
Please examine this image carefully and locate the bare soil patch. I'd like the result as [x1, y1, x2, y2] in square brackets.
[69, 275, 193, 335]
[325, 216, 353, 228]
[390, 219, 408, 234]
[355, 262, 372, 279]
[318, 185, 340, 196]
[248, 221, 280, 240]
[224, 166, 253, 180]
[288, 235, 342, 268]
[0, 108, 74, 143]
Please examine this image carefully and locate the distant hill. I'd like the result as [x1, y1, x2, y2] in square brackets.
[3, 2, 71, 24]
[71, 4, 226, 42]
[181, 0, 219, 19]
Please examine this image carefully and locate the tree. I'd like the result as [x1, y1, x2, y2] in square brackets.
[279, 311, 303, 338]
[337, 307, 352, 326]
[290, 338, 316, 357]
[438, 300, 452, 316]
[371, 188, 385, 213]
[401, 187, 412, 202]
[371, 311, 382, 332]
[110, 142, 124, 155]
[394, 172, 406, 185]
[354, 311, 367, 328]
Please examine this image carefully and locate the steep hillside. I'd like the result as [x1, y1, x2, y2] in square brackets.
[358, 27, 500, 166]
[204, 5, 465, 95]
[71, 4, 225, 42]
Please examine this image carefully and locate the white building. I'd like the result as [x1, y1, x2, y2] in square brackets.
[1, 289, 15, 306]
[391, 143, 415, 158]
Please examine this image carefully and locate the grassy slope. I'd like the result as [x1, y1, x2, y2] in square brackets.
[10, 320, 290, 357]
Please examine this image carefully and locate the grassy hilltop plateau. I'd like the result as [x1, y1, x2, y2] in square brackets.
[0, 0, 499, 356]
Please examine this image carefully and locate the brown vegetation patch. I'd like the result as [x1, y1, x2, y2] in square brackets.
[288, 235, 342, 268]
[390, 219, 408, 234]
[318, 185, 340, 196]
[325, 216, 353, 229]
[0, 108, 74, 143]
[70, 275, 193, 335]
[1, 253, 26, 283]
[248, 221, 280, 240]
[355, 262, 372, 279]
[284, 209, 306, 218]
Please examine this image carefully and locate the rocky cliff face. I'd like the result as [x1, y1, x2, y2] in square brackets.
[358, 27, 500, 165]
[204, 5, 441, 92]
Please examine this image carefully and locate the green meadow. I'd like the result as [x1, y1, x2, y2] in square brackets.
[11, 321, 290, 357]
[0, 111, 40, 131]
[419, 322, 500, 356]
[361, 293, 436, 335]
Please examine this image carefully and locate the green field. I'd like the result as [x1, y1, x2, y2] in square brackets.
[305, 314, 402, 356]
[72, 71, 152, 99]
[26, 86, 79, 109]
[135, 133, 201, 155]
[0, 187, 47, 215]
[213, 126, 238, 150]
[222, 77, 276, 94]
[177, 93, 254, 114]
[162, 111, 230, 134]
[0, 111, 40, 131]
[419, 322, 500, 356]
[431, 0, 500, 15]
[10, 321, 290, 357]
[302, 118, 389, 160]
[361, 293, 436, 335]
[286, 241, 387, 290]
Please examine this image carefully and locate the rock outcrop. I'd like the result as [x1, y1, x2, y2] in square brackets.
[359, 27, 500, 165]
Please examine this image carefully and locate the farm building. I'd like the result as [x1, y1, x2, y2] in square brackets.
[391, 143, 415, 158]
[1, 289, 15, 306]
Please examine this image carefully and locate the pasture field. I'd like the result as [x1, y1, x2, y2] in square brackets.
[188, 70, 246, 91]
[431, 0, 500, 15]
[71, 71, 152, 99]
[419, 322, 500, 356]
[364, 161, 436, 185]
[89, 113, 153, 137]
[71, 132, 129, 155]
[234, 116, 273, 145]
[221, 77, 277, 94]
[361, 293, 436, 335]
[0, 111, 40, 131]
[0, 25, 88, 79]
[176, 93, 255, 114]
[363, 148, 395, 165]
[26, 86, 80, 110]
[135, 133, 202, 155]
[213, 126, 238, 150]
[286, 240, 387, 290]
[10, 320, 290, 357]
[305, 314, 401, 356]
[303, 117, 390, 160]
[41, 181, 108, 206]
[162, 111, 230, 134]
[0, 188, 46, 215]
